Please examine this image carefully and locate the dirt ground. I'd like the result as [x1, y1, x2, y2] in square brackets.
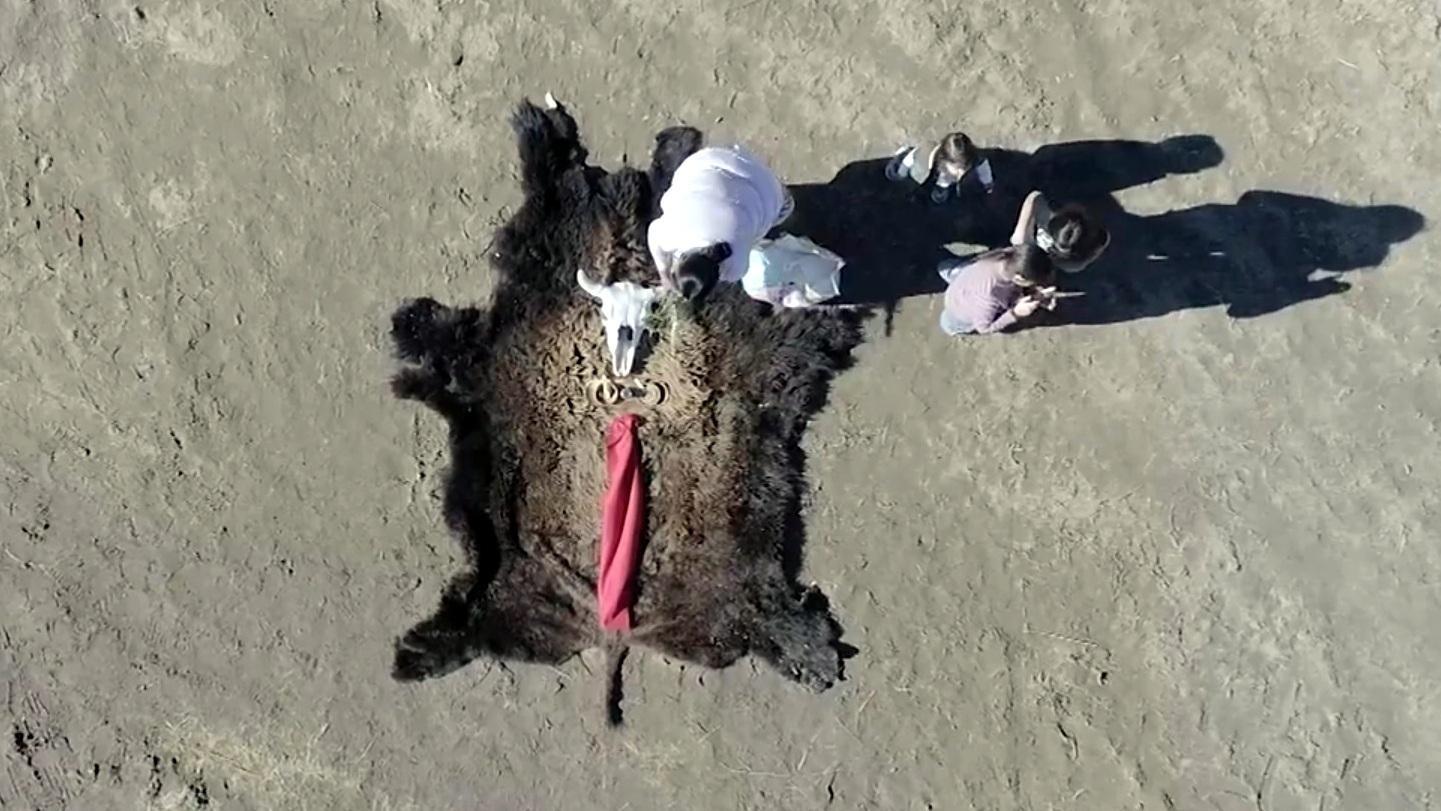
[3, 0, 1440, 808]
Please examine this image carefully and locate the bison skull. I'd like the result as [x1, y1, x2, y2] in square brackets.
[576, 269, 659, 377]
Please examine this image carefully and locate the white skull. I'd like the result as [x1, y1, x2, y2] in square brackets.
[576, 269, 659, 377]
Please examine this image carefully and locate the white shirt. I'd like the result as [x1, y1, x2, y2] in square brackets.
[648, 145, 788, 285]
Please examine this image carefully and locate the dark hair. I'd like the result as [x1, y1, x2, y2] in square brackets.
[1009, 242, 1056, 287]
[1043, 204, 1108, 262]
[673, 242, 732, 301]
[936, 132, 978, 173]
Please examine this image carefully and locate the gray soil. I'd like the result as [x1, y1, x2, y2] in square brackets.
[3, 1, 1440, 808]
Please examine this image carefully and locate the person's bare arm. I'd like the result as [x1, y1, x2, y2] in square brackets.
[1010, 191, 1045, 246]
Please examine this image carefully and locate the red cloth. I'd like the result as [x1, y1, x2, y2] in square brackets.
[598, 414, 644, 632]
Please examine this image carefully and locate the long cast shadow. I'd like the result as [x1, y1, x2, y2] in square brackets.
[1040, 191, 1425, 325]
[785, 135, 1226, 330]
[785, 135, 1424, 330]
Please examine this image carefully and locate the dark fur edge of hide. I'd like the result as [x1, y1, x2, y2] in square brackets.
[385, 98, 870, 726]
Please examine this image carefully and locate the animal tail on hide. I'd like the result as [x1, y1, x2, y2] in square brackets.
[603, 638, 630, 727]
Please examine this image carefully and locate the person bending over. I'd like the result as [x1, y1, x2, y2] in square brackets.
[648, 144, 793, 301]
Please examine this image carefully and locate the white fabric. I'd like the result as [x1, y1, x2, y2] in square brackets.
[741, 234, 844, 308]
[648, 145, 789, 286]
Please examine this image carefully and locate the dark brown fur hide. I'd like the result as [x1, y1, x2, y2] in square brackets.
[387, 99, 865, 723]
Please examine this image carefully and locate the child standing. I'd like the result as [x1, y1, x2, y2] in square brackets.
[885, 131, 995, 203]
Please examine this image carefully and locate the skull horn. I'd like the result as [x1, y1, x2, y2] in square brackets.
[576, 268, 605, 300]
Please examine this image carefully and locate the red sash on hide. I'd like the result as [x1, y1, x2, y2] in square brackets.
[598, 414, 644, 632]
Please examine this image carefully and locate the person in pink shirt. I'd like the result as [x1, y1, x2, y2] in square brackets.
[937, 243, 1057, 335]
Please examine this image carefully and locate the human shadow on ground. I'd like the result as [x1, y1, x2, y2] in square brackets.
[785, 134, 1425, 330]
[784, 135, 1226, 331]
[1034, 191, 1426, 326]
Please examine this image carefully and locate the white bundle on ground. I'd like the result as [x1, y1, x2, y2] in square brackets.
[741, 234, 845, 308]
